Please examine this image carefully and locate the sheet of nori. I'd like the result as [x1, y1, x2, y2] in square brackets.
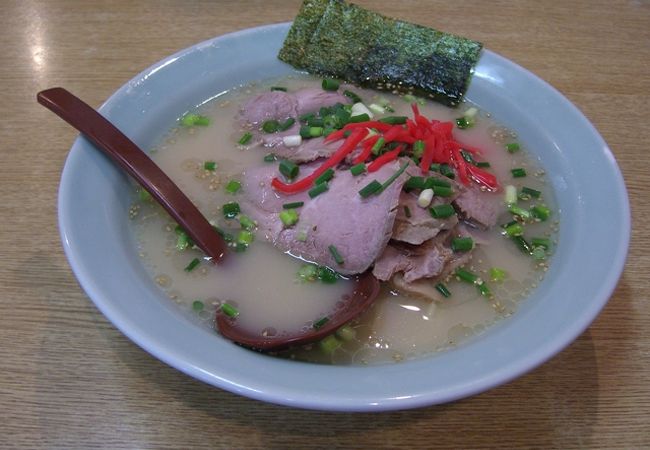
[278, 0, 483, 107]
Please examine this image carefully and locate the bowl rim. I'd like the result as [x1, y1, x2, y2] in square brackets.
[57, 22, 630, 411]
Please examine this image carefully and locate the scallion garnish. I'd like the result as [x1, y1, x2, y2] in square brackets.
[261, 119, 280, 133]
[343, 90, 362, 103]
[263, 153, 277, 163]
[314, 168, 335, 185]
[455, 267, 478, 283]
[184, 258, 200, 272]
[239, 215, 256, 230]
[371, 137, 385, 155]
[278, 117, 296, 131]
[531, 205, 551, 221]
[328, 245, 344, 265]
[440, 164, 455, 179]
[380, 161, 410, 191]
[519, 186, 542, 200]
[316, 266, 338, 284]
[378, 116, 408, 125]
[512, 235, 533, 254]
[282, 201, 304, 209]
[313, 316, 329, 329]
[308, 182, 329, 198]
[350, 163, 366, 176]
[489, 267, 507, 282]
[335, 325, 356, 342]
[322, 78, 340, 91]
[238, 132, 253, 145]
[432, 185, 454, 197]
[504, 222, 524, 237]
[435, 283, 451, 298]
[298, 264, 318, 282]
[180, 113, 210, 127]
[413, 140, 425, 158]
[204, 161, 217, 171]
[404, 205, 412, 218]
[236, 230, 254, 246]
[476, 161, 491, 168]
[531, 237, 551, 250]
[319, 335, 341, 353]
[192, 300, 204, 312]
[451, 237, 474, 252]
[348, 113, 370, 123]
[222, 202, 240, 219]
[279, 159, 299, 179]
[508, 204, 532, 220]
[511, 168, 527, 178]
[429, 204, 456, 218]
[279, 209, 299, 227]
[455, 117, 474, 129]
[225, 180, 241, 194]
[221, 303, 239, 318]
[506, 142, 520, 153]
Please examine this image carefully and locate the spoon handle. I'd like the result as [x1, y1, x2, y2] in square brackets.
[38, 87, 227, 263]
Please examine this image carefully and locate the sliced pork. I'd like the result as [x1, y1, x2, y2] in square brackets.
[239, 160, 409, 275]
[392, 192, 458, 245]
[453, 187, 502, 229]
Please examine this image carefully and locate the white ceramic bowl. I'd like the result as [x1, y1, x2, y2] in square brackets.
[58, 23, 630, 411]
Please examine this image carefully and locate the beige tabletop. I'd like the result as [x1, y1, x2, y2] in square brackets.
[2, 0, 649, 448]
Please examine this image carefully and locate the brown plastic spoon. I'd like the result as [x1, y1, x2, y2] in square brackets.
[39, 86, 381, 351]
[37, 87, 227, 263]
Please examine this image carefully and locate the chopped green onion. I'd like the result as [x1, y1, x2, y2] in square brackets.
[531, 205, 551, 221]
[511, 168, 527, 178]
[222, 202, 240, 219]
[213, 226, 234, 243]
[504, 222, 524, 237]
[236, 230, 254, 245]
[322, 78, 340, 91]
[440, 164, 455, 179]
[279, 159, 299, 179]
[319, 335, 341, 354]
[184, 258, 200, 272]
[298, 264, 318, 282]
[307, 117, 324, 127]
[270, 86, 287, 91]
[508, 204, 532, 220]
[455, 117, 474, 129]
[282, 201, 304, 209]
[138, 188, 152, 202]
[403, 94, 425, 105]
[489, 267, 507, 282]
[451, 237, 474, 252]
[350, 163, 366, 176]
[180, 113, 210, 127]
[238, 132, 253, 145]
[343, 90, 362, 103]
[477, 281, 491, 297]
[413, 140, 425, 158]
[433, 185, 454, 197]
[176, 229, 191, 250]
[426, 177, 452, 189]
[239, 215, 256, 231]
[308, 182, 329, 198]
[299, 112, 315, 123]
[221, 302, 239, 318]
[429, 163, 441, 172]
[317, 266, 338, 284]
[380, 161, 410, 191]
[455, 267, 478, 283]
[313, 316, 329, 329]
[532, 246, 547, 260]
[359, 180, 382, 198]
[460, 149, 476, 164]
[279, 209, 299, 227]
[519, 186, 542, 200]
[225, 180, 241, 194]
[404, 205, 412, 218]
[531, 237, 551, 250]
[371, 137, 385, 155]
[309, 126, 324, 137]
[435, 283, 451, 298]
[204, 161, 217, 171]
[192, 300, 204, 311]
[405, 176, 426, 190]
[506, 142, 521, 153]
[429, 204, 456, 218]
[328, 245, 344, 265]
[314, 168, 335, 185]
[505, 185, 518, 205]
[476, 161, 491, 168]
[263, 153, 277, 162]
[368, 103, 386, 115]
[378, 116, 407, 124]
[335, 325, 356, 342]
[348, 113, 370, 123]
[261, 120, 280, 133]
[512, 235, 533, 254]
[278, 117, 296, 131]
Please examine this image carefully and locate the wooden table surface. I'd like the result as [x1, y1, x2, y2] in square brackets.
[2, 0, 649, 448]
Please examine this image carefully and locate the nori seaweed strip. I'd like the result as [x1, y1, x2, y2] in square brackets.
[279, 0, 483, 107]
